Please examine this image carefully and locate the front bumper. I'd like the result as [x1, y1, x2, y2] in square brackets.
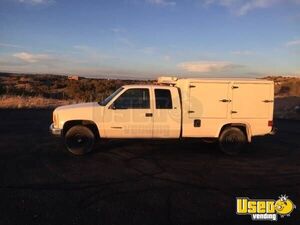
[50, 123, 62, 136]
[269, 127, 277, 135]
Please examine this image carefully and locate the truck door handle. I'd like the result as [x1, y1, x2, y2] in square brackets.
[145, 113, 153, 117]
[188, 110, 195, 113]
[231, 111, 238, 114]
[263, 100, 274, 103]
[219, 99, 231, 102]
[111, 127, 122, 129]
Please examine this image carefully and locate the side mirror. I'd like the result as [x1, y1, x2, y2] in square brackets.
[109, 103, 116, 110]
[109, 101, 128, 110]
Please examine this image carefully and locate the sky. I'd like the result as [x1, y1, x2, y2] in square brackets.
[0, 0, 300, 79]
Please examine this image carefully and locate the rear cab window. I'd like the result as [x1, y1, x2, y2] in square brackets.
[155, 89, 173, 109]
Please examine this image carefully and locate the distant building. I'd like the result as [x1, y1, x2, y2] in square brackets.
[68, 75, 80, 80]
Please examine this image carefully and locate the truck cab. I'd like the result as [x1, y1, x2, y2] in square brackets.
[100, 85, 181, 139]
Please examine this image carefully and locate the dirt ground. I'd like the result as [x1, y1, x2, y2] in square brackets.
[0, 109, 299, 225]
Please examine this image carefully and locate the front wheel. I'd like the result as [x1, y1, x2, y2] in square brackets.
[65, 125, 95, 155]
[219, 127, 247, 155]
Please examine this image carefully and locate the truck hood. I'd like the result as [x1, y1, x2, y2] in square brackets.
[53, 102, 103, 128]
[55, 102, 99, 112]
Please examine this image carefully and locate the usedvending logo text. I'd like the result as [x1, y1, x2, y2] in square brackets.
[236, 195, 296, 221]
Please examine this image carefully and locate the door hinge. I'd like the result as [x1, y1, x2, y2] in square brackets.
[219, 99, 232, 103]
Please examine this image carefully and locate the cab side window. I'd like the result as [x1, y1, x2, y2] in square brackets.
[155, 89, 173, 109]
[113, 88, 150, 109]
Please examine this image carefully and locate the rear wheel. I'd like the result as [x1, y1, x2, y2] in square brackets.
[219, 127, 247, 155]
[65, 125, 95, 155]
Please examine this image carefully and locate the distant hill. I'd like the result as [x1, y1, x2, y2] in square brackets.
[0, 72, 150, 108]
[263, 76, 300, 97]
[263, 76, 300, 119]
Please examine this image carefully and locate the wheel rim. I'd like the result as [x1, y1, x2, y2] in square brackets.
[221, 132, 244, 154]
[66, 133, 92, 151]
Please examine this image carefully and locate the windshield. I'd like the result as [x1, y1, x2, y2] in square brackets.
[99, 87, 124, 106]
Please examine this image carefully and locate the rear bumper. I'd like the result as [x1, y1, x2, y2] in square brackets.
[49, 123, 62, 136]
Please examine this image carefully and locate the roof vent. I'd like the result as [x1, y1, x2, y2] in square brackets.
[157, 76, 178, 84]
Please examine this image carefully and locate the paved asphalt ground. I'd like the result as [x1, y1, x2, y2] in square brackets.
[0, 109, 299, 225]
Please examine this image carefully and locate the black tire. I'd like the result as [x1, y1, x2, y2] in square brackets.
[65, 125, 95, 155]
[219, 127, 247, 155]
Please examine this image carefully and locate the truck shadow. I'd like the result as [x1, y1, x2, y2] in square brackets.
[93, 139, 221, 155]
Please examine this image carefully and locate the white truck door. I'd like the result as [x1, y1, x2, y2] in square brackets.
[189, 82, 230, 118]
[231, 83, 273, 118]
[152, 87, 181, 138]
[103, 88, 153, 138]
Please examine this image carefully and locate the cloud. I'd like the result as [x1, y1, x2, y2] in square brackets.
[163, 55, 171, 61]
[204, 0, 237, 7]
[231, 50, 255, 55]
[204, 0, 299, 16]
[177, 61, 241, 72]
[286, 39, 300, 47]
[292, 0, 300, 3]
[141, 47, 156, 54]
[147, 0, 176, 6]
[73, 45, 91, 51]
[13, 52, 50, 63]
[18, 0, 53, 5]
[237, 0, 278, 16]
[116, 37, 134, 48]
[110, 28, 126, 33]
[15, 0, 55, 6]
[72, 45, 116, 61]
[0, 43, 24, 49]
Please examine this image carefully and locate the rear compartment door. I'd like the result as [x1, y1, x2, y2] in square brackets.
[231, 83, 273, 119]
[189, 82, 230, 118]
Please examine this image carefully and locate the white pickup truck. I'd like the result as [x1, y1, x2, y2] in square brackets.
[50, 77, 274, 155]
